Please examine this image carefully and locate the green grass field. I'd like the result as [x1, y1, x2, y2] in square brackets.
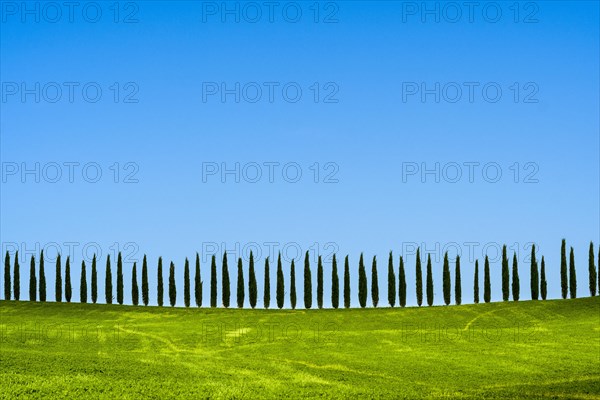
[1, 298, 599, 399]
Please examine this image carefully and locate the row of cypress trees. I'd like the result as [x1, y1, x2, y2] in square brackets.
[3, 241, 598, 307]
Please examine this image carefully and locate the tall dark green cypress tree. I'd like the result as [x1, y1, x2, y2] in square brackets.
[484, 255, 491, 303]
[511, 252, 519, 301]
[131, 262, 138, 306]
[474, 259, 479, 304]
[569, 247, 577, 299]
[371, 256, 379, 308]
[29, 255, 36, 301]
[248, 251, 257, 308]
[184, 258, 190, 307]
[501, 245, 509, 301]
[91, 254, 97, 304]
[290, 259, 297, 309]
[540, 256, 547, 300]
[117, 252, 124, 305]
[560, 239, 568, 299]
[4, 251, 10, 300]
[317, 255, 324, 309]
[13, 252, 20, 301]
[416, 249, 423, 307]
[388, 252, 396, 307]
[157, 257, 164, 307]
[343, 255, 350, 308]
[588, 242, 596, 297]
[65, 256, 71, 303]
[142, 255, 149, 306]
[426, 254, 434, 306]
[210, 255, 217, 307]
[442, 252, 451, 306]
[222, 252, 230, 308]
[530, 245, 539, 300]
[263, 257, 270, 309]
[237, 257, 244, 308]
[304, 251, 312, 309]
[358, 253, 367, 308]
[105, 255, 112, 304]
[55, 254, 62, 303]
[169, 261, 176, 307]
[276, 253, 284, 309]
[331, 254, 339, 309]
[194, 253, 202, 307]
[80, 260, 88, 304]
[39, 250, 46, 302]
[455, 255, 461, 305]
[399, 256, 406, 307]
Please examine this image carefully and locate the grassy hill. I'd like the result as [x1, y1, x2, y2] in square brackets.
[1, 298, 599, 399]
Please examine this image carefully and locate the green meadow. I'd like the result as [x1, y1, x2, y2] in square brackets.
[0, 298, 599, 399]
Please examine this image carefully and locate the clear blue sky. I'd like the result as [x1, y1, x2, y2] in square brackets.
[1, 1, 598, 307]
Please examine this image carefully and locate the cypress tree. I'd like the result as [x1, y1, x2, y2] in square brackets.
[588, 242, 596, 297]
[343, 255, 350, 308]
[169, 261, 176, 306]
[331, 254, 339, 309]
[511, 252, 520, 301]
[358, 253, 367, 308]
[501, 245, 509, 301]
[91, 254, 97, 304]
[540, 256, 547, 300]
[387, 252, 396, 307]
[317, 255, 324, 309]
[210, 255, 217, 307]
[142, 254, 149, 306]
[569, 247, 577, 299]
[304, 251, 312, 309]
[276, 253, 284, 309]
[484, 255, 491, 303]
[39, 250, 46, 302]
[184, 258, 190, 307]
[194, 253, 202, 307]
[598, 248, 599, 295]
[65, 256, 71, 303]
[4, 251, 10, 300]
[80, 260, 88, 303]
[416, 248, 423, 306]
[399, 256, 406, 307]
[560, 239, 568, 299]
[248, 251, 257, 308]
[29, 255, 36, 301]
[455, 255, 461, 305]
[530, 245, 538, 300]
[131, 262, 138, 305]
[117, 252, 124, 305]
[442, 252, 451, 306]
[157, 257, 164, 307]
[263, 257, 270, 309]
[290, 259, 297, 309]
[55, 254, 62, 302]
[222, 252, 230, 308]
[371, 256, 379, 307]
[105, 255, 112, 304]
[474, 260, 479, 304]
[13, 252, 20, 301]
[237, 257, 244, 308]
[426, 254, 433, 306]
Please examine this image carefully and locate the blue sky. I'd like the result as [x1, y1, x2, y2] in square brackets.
[1, 1, 598, 307]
